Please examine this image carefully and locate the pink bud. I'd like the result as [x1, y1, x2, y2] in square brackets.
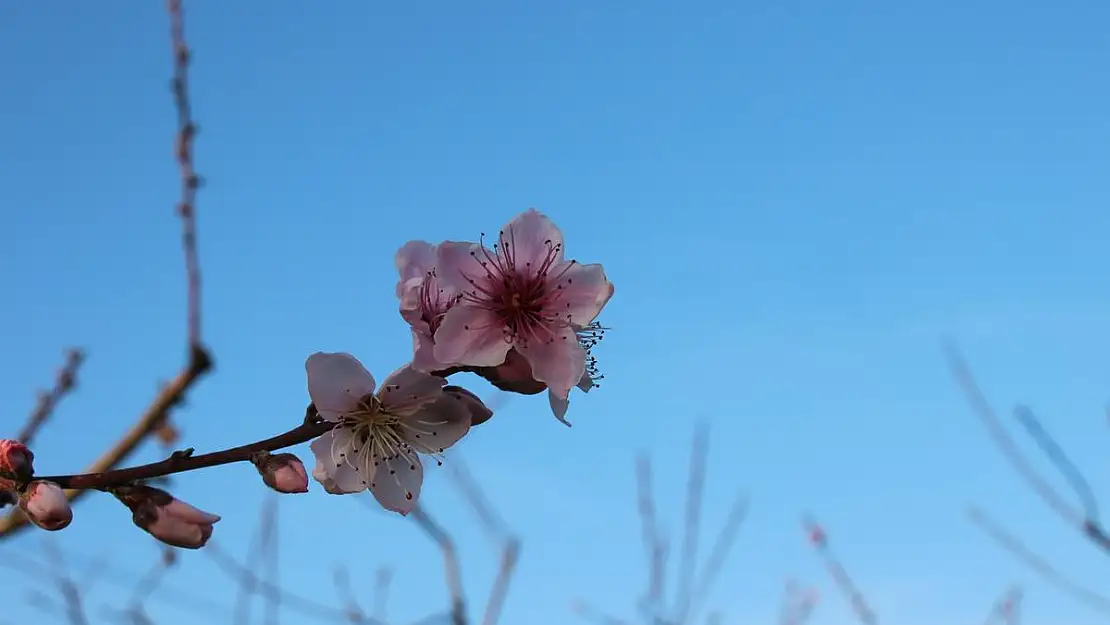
[0, 439, 34, 488]
[250, 452, 309, 494]
[113, 485, 220, 550]
[443, 385, 494, 426]
[19, 481, 72, 531]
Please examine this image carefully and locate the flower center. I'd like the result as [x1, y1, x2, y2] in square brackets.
[463, 228, 575, 343]
[419, 269, 456, 335]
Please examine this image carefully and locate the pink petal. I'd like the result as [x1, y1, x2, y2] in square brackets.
[309, 430, 367, 494]
[369, 453, 424, 516]
[433, 305, 512, 368]
[394, 240, 436, 298]
[147, 513, 211, 549]
[305, 353, 377, 421]
[434, 240, 484, 293]
[547, 391, 572, 426]
[378, 364, 446, 417]
[410, 329, 444, 372]
[165, 499, 221, 525]
[516, 326, 586, 402]
[501, 209, 565, 269]
[403, 394, 472, 454]
[556, 262, 614, 326]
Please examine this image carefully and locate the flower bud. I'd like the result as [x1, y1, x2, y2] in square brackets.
[0, 439, 34, 488]
[250, 451, 309, 494]
[443, 385, 494, 426]
[19, 481, 72, 531]
[112, 485, 220, 550]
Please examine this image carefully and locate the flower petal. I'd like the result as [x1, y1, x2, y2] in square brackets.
[434, 240, 484, 293]
[548, 391, 572, 426]
[378, 364, 446, 417]
[516, 326, 586, 402]
[165, 499, 221, 525]
[501, 209, 565, 269]
[395, 240, 436, 298]
[306, 353, 376, 421]
[309, 431, 367, 494]
[403, 393, 472, 453]
[555, 262, 614, 326]
[410, 329, 444, 372]
[369, 452, 424, 515]
[433, 305, 512, 367]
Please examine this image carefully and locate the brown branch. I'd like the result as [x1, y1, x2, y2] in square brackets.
[0, 0, 215, 540]
[29, 408, 327, 490]
[168, 0, 204, 351]
[18, 348, 85, 445]
[967, 505, 1110, 617]
[801, 516, 878, 625]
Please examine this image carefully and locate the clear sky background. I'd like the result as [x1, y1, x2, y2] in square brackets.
[1, 1, 1109, 624]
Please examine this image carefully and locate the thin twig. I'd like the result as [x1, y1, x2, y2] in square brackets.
[43, 539, 89, 625]
[409, 504, 467, 625]
[801, 516, 878, 625]
[675, 424, 709, 624]
[18, 348, 85, 445]
[372, 566, 392, 623]
[635, 454, 667, 621]
[981, 585, 1022, 625]
[968, 506, 1110, 617]
[0, 0, 215, 540]
[234, 497, 278, 625]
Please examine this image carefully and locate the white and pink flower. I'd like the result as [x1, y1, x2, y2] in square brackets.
[305, 352, 475, 515]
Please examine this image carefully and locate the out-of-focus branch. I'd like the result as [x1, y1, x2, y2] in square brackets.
[373, 566, 392, 623]
[967, 506, 1110, 617]
[447, 457, 520, 625]
[205, 539, 365, 624]
[674, 424, 709, 624]
[778, 579, 819, 625]
[635, 454, 667, 622]
[0, 0, 215, 540]
[981, 585, 1022, 625]
[409, 505, 466, 625]
[234, 497, 278, 625]
[943, 342, 1110, 552]
[43, 539, 88, 625]
[801, 516, 877, 625]
[18, 348, 85, 446]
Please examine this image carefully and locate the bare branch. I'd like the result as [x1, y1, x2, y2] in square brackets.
[234, 497, 279, 625]
[18, 348, 85, 445]
[675, 424, 709, 624]
[634, 454, 667, 621]
[801, 516, 877, 625]
[967, 506, 1110, 617]
[409, 504, 466, 625]
[373, 566, 392, 623]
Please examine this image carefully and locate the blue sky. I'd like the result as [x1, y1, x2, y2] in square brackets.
[1, 1, 1109, 624]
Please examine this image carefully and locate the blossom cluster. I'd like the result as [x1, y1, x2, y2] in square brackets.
[0, 208, 613, 549]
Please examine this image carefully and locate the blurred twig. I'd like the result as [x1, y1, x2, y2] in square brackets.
[234, 497, 279, 625]
[801, 516, 877, 625]
[968, 506, 1110, 617]
[981, 585, 1022, 625]
[943, 342, 1110, 552]
[18, 348, 85, 445]
[0, 0, 214, 540]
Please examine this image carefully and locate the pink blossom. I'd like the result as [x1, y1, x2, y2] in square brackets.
[305, 352, 472, 515]
[395, 240, 473, 372]
[19, 480, 72, 531]
[113, 485, 220, 550]
[431, 209, 614, 423]
[251, 452, 309, 494]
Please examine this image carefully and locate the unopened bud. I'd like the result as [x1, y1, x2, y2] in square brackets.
[112, 485, 220, 550]
[443, 385, 494, 426]
[19, 481, 72, 531]
[0, 439, 34, 488]
[250, 451, 309, 494]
